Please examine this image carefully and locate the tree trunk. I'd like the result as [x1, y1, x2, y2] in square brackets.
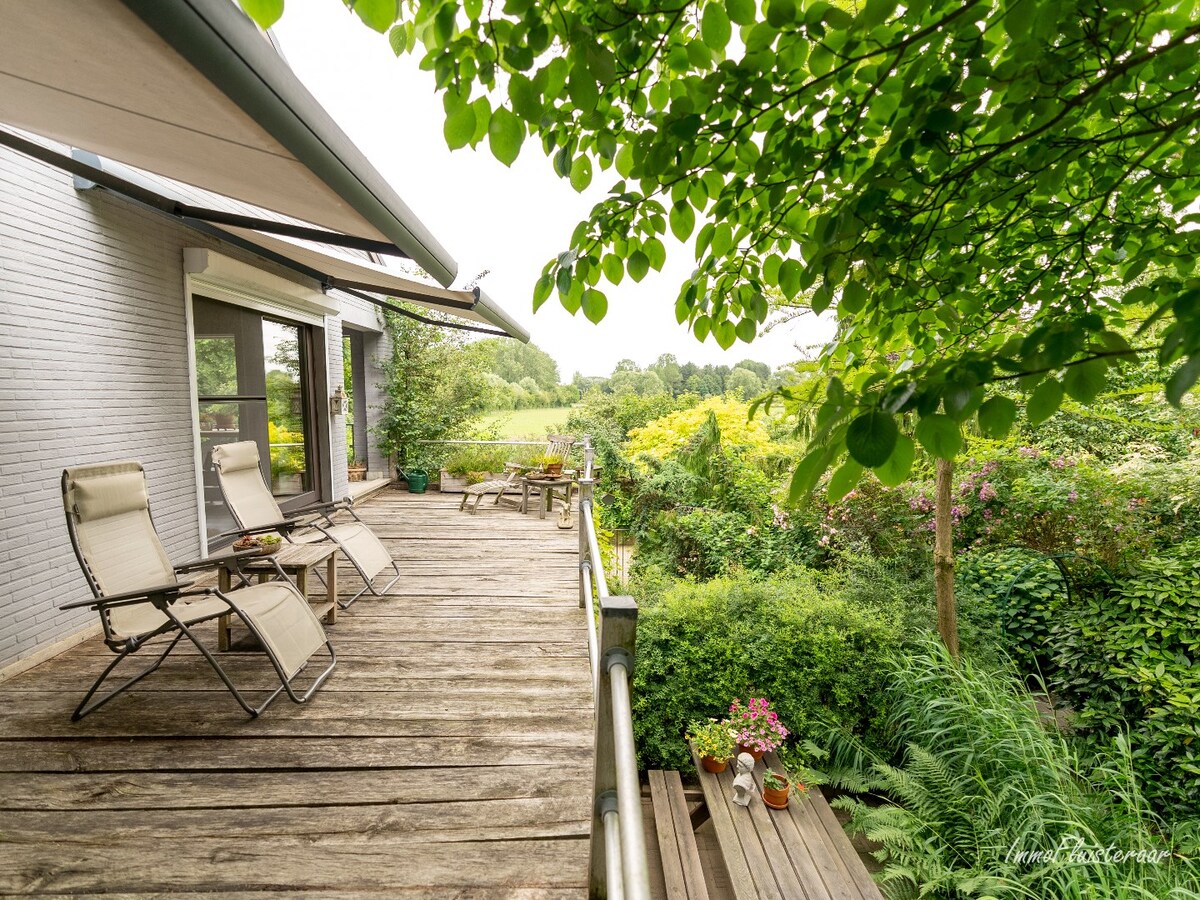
[934, 457, 960, 659]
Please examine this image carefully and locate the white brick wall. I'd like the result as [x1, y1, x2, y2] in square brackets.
[0, 144, 383, 669]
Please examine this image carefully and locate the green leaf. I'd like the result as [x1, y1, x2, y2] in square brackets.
[873, 434, 914, 487]
[387, 24, 409, 55]
[628, 251, 650, 282]
[508, 73, 541, 121]
[767, 0, 795, 27]
[727, 0, 756, 25]
[914, 414, 961, 460]
[789, 444, 832, 501]
[533, 273, 553, 310]
[568, 59, 599, 112]
[701, 3, 732, 49]
[846, 411, 898, 467]
[736, 319, 757, 343]
[1166, 355, 1200, 406]
[351, 0, 398, 33]
[615, 144, 635, 178]
[487, 108, 524, 166]
[976, 396, 1017, 439]
[602, 254, 624, 285]
[828, 459, 864, 502]
[581, 288, 608, 324]
[1028, 379, 1064, 426]
[556, 267, 572, 296]
[778, 259, 802, 299]
[238, 0, 283, 29]
[694, 315, 712, 341]
[670, 203, 696, 242]
[840, 280, 867, 315]
[569, 155, 593, 191]
[1063, 358, 1107, 404]
[443, 98, 477, 151]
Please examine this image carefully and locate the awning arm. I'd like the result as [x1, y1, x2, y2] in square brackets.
[335, 286, 510, 338]
[0, 129, 405, 258]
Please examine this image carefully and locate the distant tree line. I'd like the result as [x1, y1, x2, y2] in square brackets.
[574, 354, 806, 400]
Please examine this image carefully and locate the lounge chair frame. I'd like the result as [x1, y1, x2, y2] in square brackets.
[211, 443, 401, 609]
[62, 466, 336, 721]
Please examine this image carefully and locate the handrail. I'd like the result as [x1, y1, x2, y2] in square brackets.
[416, 439, 549, 446]
[579, 435, 651, 900]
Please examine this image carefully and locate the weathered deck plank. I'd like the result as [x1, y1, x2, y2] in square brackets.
[0, 490, 592, 896]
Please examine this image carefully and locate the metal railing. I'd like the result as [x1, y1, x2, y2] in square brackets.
[578, 436, 651, 900]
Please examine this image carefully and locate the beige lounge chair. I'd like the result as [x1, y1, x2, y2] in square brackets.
[460, 434, 576, 514]
[61, 461, 335, 721]
[210, 441, 400, 608]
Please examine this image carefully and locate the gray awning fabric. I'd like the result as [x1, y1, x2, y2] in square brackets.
[218, 227, 531, 341]
[0, 0, 459, 285]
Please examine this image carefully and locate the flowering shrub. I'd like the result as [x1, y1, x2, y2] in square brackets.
[729, 697, 789, 754]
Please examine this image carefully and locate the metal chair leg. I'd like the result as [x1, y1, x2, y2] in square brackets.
[71, 632, 185, 721]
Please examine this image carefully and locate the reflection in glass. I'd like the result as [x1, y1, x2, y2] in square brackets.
[263, 320, 309, 497]
[198, 400, 249, 540]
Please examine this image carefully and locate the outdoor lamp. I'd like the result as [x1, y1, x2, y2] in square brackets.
[330, 385, 348, 416]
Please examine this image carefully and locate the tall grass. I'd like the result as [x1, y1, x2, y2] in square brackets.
[823, 639, 1200, 899]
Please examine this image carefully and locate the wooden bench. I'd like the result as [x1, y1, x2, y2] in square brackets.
[689, 746, 884, 900]
[649, 770, 711, 899]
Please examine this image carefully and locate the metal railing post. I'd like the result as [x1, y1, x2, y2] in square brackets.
[579, 435, 594, 611]
[588, 595, 650, 900]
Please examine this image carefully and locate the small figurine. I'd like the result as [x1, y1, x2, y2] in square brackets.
[731, 752, 757, 807]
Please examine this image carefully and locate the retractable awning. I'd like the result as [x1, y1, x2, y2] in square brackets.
[34, 140, 529, 341]
[0, 0, 458, 286]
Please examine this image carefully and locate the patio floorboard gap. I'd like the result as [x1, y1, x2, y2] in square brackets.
[0, 490, 593, 897]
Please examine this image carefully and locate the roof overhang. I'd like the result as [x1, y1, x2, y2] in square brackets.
[0, 0, 459, 285]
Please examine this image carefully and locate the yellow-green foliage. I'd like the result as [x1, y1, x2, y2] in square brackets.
[627, 397, 772, 461]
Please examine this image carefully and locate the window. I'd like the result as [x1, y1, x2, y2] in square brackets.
[193, 296, 325, 542]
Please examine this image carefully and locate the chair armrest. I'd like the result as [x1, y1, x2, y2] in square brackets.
[60, 580, 195, 611]
[216, 519, 298, 539]
[173, 549, 259, 573]
[290, 498, 350, 517]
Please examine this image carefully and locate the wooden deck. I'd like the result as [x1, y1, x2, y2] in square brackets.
[0, 489, 594, 897]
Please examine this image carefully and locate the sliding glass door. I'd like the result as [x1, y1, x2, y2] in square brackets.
[193, 296, 324, 542]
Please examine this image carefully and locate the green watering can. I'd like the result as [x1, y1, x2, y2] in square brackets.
[398, 468, 429, 493]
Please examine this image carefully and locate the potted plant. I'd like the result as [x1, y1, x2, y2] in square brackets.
[687, 719, 737, 773]
[535, 453, 565, 477]
[762, 769, 791, 809]
[347, 458, 367, 482]
[728, 697, 789, 761]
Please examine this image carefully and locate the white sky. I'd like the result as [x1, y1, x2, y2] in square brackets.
[271, 5, 832, 378]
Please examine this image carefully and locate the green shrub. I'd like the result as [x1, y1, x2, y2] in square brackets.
[631, 569, 902, 770]
[826, 639, 1200, 900]
[1056, 542, 1200, 816]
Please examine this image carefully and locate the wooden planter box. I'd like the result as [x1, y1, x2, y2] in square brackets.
[439, 470, 506, 493]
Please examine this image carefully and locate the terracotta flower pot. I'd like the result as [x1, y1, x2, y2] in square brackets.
[545, 463, 563, 477]
[762, 780, 791, 810]
[738, 743, 765, 762]
[700, 755, 728, 774]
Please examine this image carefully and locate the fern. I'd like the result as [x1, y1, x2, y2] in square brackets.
[824, 638, 1200, 900]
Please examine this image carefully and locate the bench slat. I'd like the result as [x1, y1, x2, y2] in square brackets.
[650, 770, 689, 900]
[664, 770, 710, 900]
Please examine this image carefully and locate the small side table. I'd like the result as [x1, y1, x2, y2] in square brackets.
[521, 476, 578, 519]
[218, 543, 338, 651]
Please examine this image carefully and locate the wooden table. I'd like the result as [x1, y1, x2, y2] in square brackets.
[690, 746, 884, 900]
[217, 542, 338, 651]
[520, 475, 578, 519]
